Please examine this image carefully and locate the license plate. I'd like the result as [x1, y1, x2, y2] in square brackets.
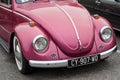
[68, 54, 100, 68]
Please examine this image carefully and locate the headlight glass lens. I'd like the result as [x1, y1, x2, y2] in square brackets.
[33, 35, 48, 52]
[101, 26, 112, 42]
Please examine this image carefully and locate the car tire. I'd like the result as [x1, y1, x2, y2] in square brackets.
[13, 35, 32, 74]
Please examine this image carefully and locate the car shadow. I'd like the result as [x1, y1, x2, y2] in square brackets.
[0, 33, 120, 80]
[25, 59, 114, 79]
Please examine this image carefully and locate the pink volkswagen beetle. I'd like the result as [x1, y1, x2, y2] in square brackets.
[0, 0, 117, 74]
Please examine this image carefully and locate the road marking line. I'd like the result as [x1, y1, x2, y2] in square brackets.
[117, 50, 120, 53]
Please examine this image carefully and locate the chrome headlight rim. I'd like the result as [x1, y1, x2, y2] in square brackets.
[100, 26, 113, 42]
[33, 35, 49, 52]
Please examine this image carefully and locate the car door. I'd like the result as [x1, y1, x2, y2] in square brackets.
[78, 0, 99, 14]
[0, 0, 13, 42]
[98, 0, 118, 12]
[115, 0, 120, 12]
[78, 0, 96, 8]
[97, 0, 120, 30]
[114, 0, 120, 30]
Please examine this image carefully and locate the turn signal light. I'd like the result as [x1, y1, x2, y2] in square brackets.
[29, 21, 36, 27]
[93, 14, 100, 19]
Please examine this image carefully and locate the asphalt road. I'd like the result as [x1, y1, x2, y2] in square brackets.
[0, 31, 120, 80]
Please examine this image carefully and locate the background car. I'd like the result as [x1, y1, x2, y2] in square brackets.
[0, 0, 117, 74]
[78, 0, 120, 31]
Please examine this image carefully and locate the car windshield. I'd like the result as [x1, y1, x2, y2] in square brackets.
[16, 0, 72, 4]
[16, 0, 34, 4]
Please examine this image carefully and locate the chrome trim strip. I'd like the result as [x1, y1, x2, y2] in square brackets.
[0, 6, 12, 12]
[0, 25, 10, 33]
[13, 11, 32, 21]
[54, 3, 82, 50]
[100, 26, 113, 42]
[29, 45, 117, 68]
[29, 60, 68, 68]
[100, 45, 117, 59]
[32, 35, 49, 52]
[113, 27, 120, 32]
[0, 6, 32, 21]
[0, 37, 9, 53]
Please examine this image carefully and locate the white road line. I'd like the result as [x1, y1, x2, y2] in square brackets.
[117, 50, 120, 53]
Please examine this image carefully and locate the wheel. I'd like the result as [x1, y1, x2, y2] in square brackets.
[13, 35, 32, 74]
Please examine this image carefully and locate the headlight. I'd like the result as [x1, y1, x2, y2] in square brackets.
[100, 26, 112, 42]
[33, 35, 48, 52]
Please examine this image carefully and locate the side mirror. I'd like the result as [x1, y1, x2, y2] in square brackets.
[115, 0, 120, 2]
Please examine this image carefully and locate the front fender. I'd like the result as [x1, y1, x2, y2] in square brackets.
[14, 22, 59, 61]
[92, 16, 116, 53]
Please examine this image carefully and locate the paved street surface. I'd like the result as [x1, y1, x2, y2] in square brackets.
[0, 31, 120, 80]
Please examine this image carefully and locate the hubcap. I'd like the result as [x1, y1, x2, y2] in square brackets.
[13, 36, 22, 71]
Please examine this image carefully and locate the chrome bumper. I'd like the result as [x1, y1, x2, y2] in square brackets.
[29, 45, 117, 68]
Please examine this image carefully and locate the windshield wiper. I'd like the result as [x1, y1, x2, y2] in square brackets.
[32, 0, 37, 2]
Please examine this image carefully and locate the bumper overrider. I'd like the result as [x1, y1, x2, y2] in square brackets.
[29, 45, 117, 68]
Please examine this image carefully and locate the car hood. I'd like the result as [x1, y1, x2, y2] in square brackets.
[15, 2, 94, 56]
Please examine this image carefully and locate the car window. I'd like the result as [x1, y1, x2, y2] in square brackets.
[0, 0, 11, 5]
[16, 0, 34, 4]
[115, 0, 120, 2]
